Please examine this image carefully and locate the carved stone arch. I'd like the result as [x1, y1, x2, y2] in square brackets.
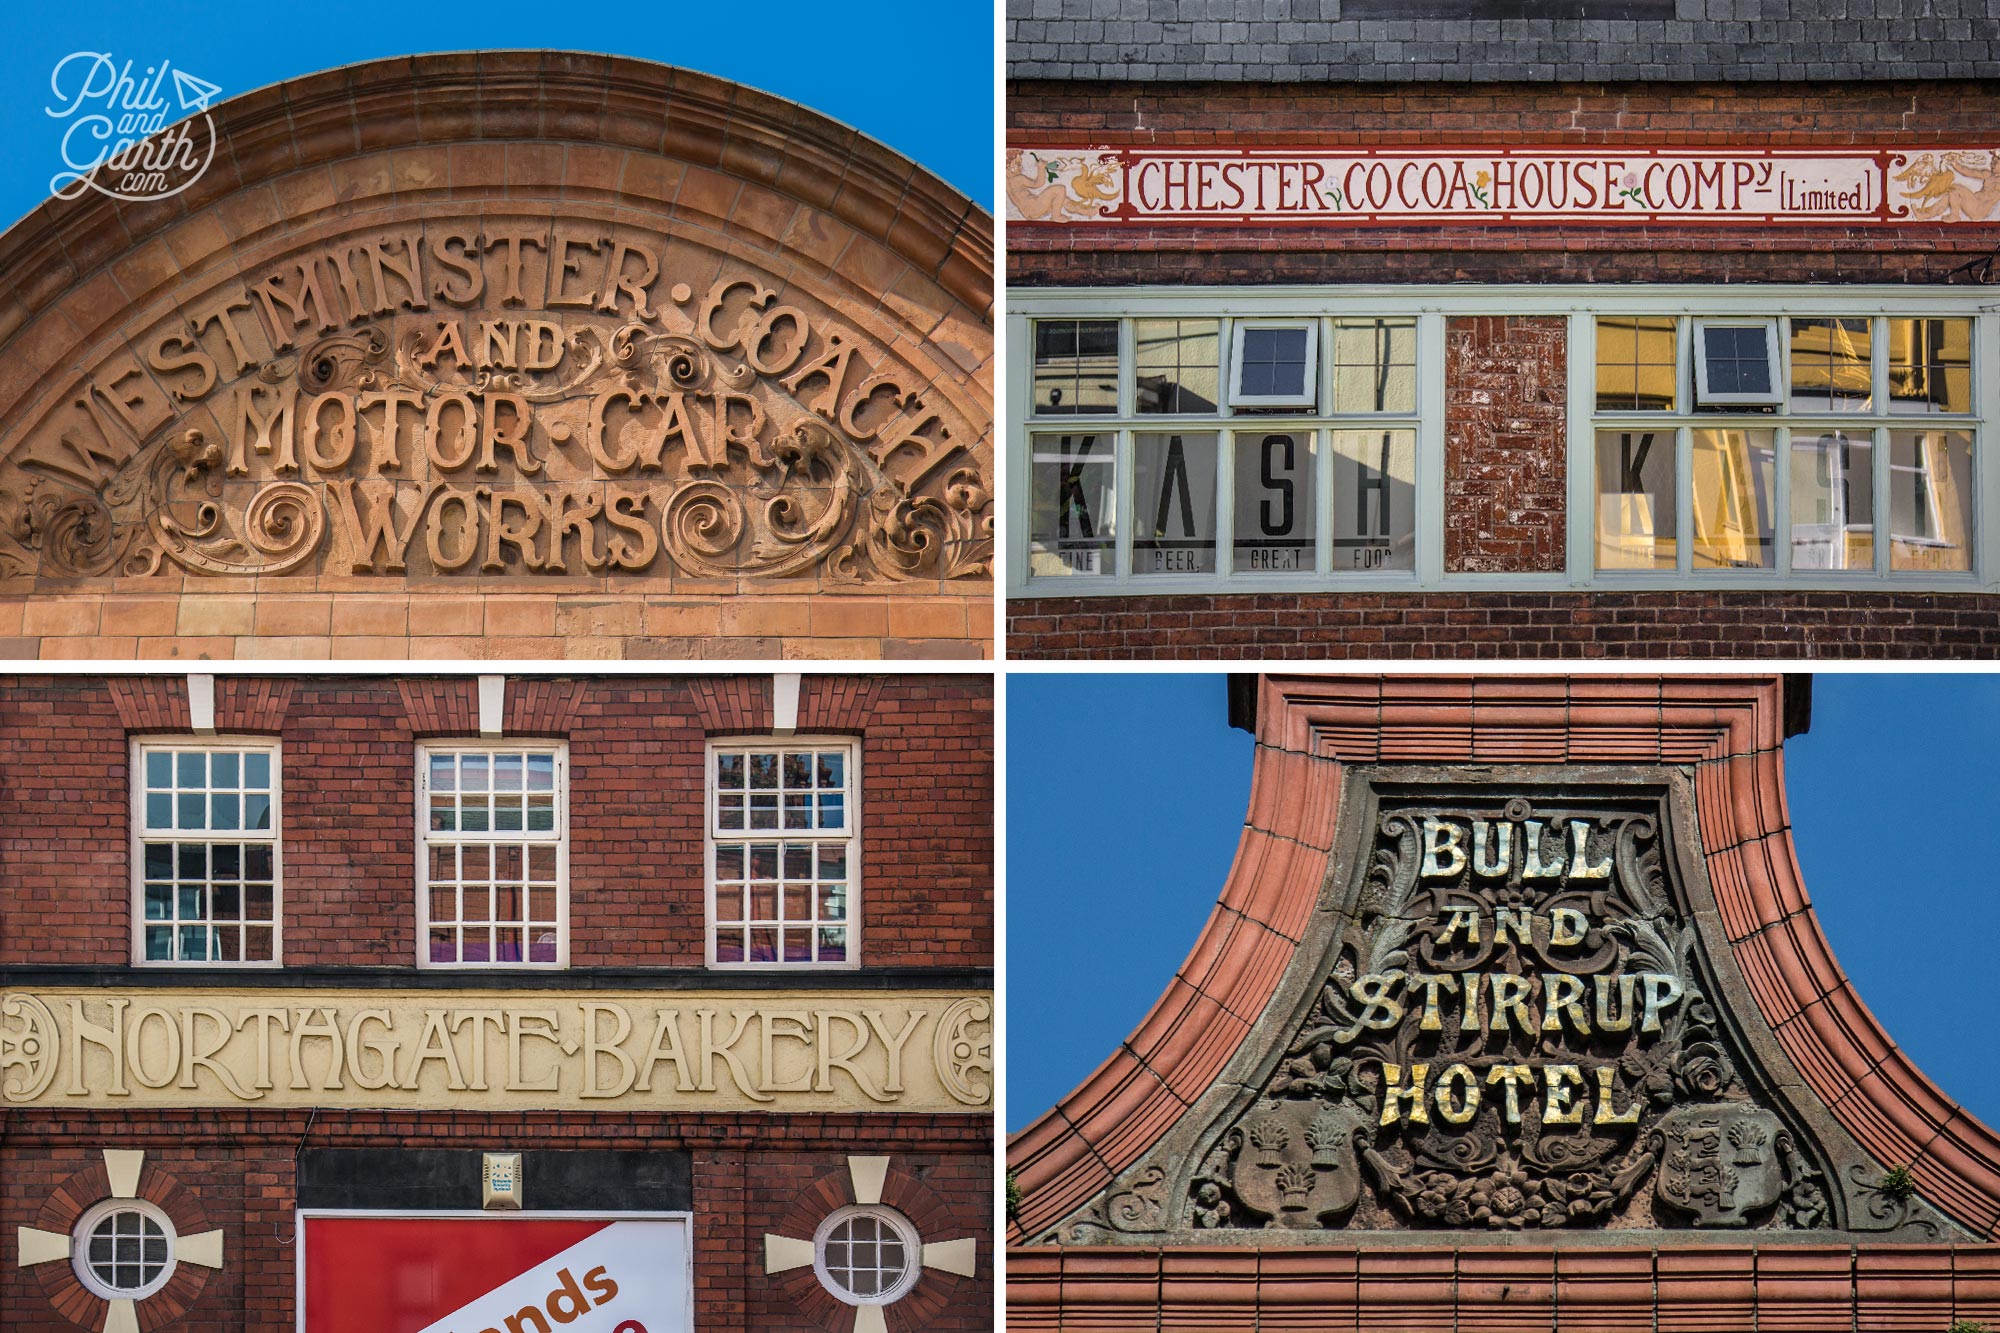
[0, 52, 992, 657]
[1008, 675, 2000, 1327]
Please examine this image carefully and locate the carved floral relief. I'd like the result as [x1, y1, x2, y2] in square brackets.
[1181, 797, 1828, 1233]
[1044, 779, 1964, 1244]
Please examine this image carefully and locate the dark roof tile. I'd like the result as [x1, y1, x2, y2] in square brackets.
[1008, 0, 2000, 78]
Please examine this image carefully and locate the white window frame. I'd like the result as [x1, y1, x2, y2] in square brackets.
[704, 736, 862, 971]
[1228, 319, 1320, 408]
[812, 1202, 922, 1307]
[129, 736, 283, 968]
[72, 1197, 178, 1301]
[415, 741, 569, 970]
[1007, 285, 2000, 596]
[1586, 307, 1985, 586]
[1017, 299, 1441, 594]
[1690, 317, 1784, 407]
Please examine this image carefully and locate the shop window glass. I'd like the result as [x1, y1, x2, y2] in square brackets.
[1133, 432, 1218, 575]
[1596, 428, 1678, 570]
[1232, 431, 1318, 574]
[1693, 320, 1781, 407]
[1595, 316, 1678, 412]
[1229, 321, 1318, 408]
[1028, 434, 1116, 576]
[1134, 318, 1221, 414]
[1032, 319, 1119, 415]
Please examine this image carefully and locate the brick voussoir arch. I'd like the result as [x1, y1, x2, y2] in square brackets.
[1007, 673, 2000, 1249]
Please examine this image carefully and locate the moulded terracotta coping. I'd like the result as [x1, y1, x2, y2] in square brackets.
[1008, 674, 2000, 1319]
[1008, 1244, 2000, 1331]
[0, 50, 993, 352]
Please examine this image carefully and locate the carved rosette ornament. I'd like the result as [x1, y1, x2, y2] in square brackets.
[0, 993, 59, 1101]
[1040, 773, 1960, 1245]
[934, 997, 995, 1106]
[0, 229, 992, 588]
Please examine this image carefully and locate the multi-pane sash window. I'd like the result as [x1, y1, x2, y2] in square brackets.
[419, 744, 565, 966]
[1594, 314, 1979, 578]
[134, 740, 279, 964]
[1027, 313, 1424, 585]
[709, 740, 858, 967]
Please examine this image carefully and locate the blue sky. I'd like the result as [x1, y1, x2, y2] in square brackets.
[1005, 672, 2000, 1140]
[0, 0, 992, 234]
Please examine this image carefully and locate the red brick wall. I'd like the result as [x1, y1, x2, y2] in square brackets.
[3, 1111, 991, 1333]
[0, 679, 129, 963]
[1007, 591, 2000, 658]
[1006, 80, 2000, 286]
[1445, 316, 1567, 575]
[0, 675, 992, 969]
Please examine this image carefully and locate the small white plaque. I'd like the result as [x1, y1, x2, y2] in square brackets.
[482, 1152, 523, 1209]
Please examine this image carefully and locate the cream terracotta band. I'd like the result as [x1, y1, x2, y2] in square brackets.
[0, 989, 992, 1113]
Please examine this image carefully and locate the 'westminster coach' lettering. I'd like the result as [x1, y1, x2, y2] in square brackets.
[0, 219, 994, 586]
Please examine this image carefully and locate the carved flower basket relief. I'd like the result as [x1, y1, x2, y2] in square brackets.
[1041, 794, 1868, 1242]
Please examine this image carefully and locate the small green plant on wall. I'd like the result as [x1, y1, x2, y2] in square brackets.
[1946, 1320, 1988, 1333]
[1880, 1164, 1919, 1201]
[1006, 1171, 1022, 1224]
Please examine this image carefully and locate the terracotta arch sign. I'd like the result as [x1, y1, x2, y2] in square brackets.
[0, 54, 993, 657]
[1008, 675, 2000, 1329]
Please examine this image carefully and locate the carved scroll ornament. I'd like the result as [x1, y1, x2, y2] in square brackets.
[0, 221, 992, 586]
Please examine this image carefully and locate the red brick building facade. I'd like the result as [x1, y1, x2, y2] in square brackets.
[0, 672, 993, 1333]
[1006, 71, 2000, 657]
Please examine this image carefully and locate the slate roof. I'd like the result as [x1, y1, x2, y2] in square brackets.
[1006, 0, 2000, 82]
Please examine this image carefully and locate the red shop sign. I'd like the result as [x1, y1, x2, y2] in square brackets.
[298, 1213, 693, 1333]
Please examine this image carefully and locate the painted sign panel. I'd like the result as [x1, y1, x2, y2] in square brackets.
[300, 1214, 691, 1333]
[1005, 146, 2000, 226]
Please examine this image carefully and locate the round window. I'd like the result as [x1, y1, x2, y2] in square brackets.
[812, 1204, 921, 1306]
[71, 1199, 177, 1301]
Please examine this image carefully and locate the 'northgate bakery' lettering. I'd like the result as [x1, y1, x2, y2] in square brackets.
[0, 991, 995, 1113]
